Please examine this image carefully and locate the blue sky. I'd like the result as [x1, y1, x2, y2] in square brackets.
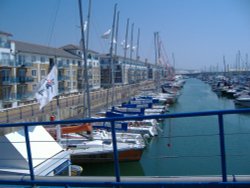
[1, 0, 249, 70]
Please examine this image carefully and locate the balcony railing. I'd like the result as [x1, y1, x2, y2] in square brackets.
[16, 61, 33, 67]
[0, 59, 15, 67]
[1, 92, 33, 101]
[58, 75, 70, 81]
[16, 92, 33, 100]
[0, 108, 250, 187]
[58, 62, 70, 68]
[16, 76, 34, 83]
[0, 77, 16, 85]
[0, 76, 34, 85]
[1, 92, 16, 101]
[0, 41, 11, 48]
[59, 88, 71, 94]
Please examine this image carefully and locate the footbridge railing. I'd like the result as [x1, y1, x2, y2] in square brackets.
[1, 108, 250, 187]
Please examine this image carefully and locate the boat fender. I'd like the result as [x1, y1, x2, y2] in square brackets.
[143, 134, 150, 145]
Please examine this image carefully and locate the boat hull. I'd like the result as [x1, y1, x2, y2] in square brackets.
[70, 148, 144, 164]
[234, 99, 250, 107]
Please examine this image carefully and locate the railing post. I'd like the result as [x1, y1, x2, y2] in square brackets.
[24, 126, 35, 180]
[218, 113, 227, 182]
[110, 120, 121, 183]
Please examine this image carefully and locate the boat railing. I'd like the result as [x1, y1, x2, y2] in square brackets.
[1, 108, 250, 187]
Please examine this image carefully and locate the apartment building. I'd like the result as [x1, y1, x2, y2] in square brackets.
[61, 45, 101, 91]
[99, 55, 164, 87]
[0, 31, 16, 108]
[0, 30, 169, 109]
[0, 31, 101, 109]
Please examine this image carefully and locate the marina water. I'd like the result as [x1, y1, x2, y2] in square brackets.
[82, 78, 250, 176]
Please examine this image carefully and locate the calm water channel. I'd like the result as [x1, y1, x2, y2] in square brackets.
[82, 78, 250, 176]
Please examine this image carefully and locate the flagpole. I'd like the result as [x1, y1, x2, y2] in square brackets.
[56, 95, 61, 143]
[79, 0, 91, 118]
[110, 3, 117, 107]
[55, 59, 61, 143]
[34, 63, 60, 142]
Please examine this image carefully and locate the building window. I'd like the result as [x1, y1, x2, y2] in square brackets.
[67, 70, 70, 76]
[78, 61, 81, 66]
[40, 56, 45, 63]
[0, 37, 11, 48]
[31, 56, 36, 62]
[31, 70, 37, 77]
[41, 70, 46, 77]
[3, 87, 11, 100]
[1, 52, 10, 60]
[17, 85, 27, 99]
[32, 84, 37, 91]
[17, 69, 26, 77]
[1, 69, 11, 81]
[18, 55, 25, 64]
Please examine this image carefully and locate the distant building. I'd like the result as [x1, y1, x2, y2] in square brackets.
[61, 44, 101, 91]
[0, 31, 101, 109]
[99, 55, 152, 87]
[0, 30, 170, 109]
[0, 31, 16, 108]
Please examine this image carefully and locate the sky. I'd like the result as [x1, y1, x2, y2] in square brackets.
[0, 0, 250, 70]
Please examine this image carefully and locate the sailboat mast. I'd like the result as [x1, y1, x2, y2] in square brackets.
[124, 18, 130, 59]
[110, 3, 117, 107]
[154, 32, 159, 65]
[130, 23, 134, 60]
[172, 53, 175, 76]
[114, 11, 120, 56]
[154, 32, 162, 90]
[136, 28, 140, 60]
[246, 54, 249, 71]
[86, 0, 91, 50]
[223, 55, 226, 73]
[78, 0, 91, 117]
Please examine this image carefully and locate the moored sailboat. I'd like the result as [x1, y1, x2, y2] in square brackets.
[60, 130, 145, 164]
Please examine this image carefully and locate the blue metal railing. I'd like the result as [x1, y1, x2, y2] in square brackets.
[1, 108, 250, 187]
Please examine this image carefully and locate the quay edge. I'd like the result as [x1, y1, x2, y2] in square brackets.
[0, 81, 155, 135]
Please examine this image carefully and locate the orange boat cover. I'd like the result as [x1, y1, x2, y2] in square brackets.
[61, 123, 92, 134]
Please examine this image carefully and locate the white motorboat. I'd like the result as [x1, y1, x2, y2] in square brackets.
[234, 94, 250, 107]
[60, 131, 146, 164]
[0, 126, 70, 176]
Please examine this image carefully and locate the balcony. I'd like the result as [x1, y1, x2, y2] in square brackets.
[0, 76, 34, 85]
[1, 92, 16, 101]
[0, 59, 15, 67]
[16, 76, 34, 83]
[59, 87, 70, 94]
[58, 75, 70, 81]
[57, 62, 70, 68]
[16, 61, 33, 67]
[0, 76, 16, 85]
[0, 41, 11, 48]
[16, 92, 33, 101]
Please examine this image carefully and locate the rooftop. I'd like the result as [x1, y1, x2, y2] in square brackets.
[14, 40, 81, 60]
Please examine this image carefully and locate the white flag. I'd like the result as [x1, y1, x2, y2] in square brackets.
[112, 38, 116, 44]
[35, 65, 58, 110]
[132, 45, 137, 51]
[121, 40, 125, 47]
[84, 21, 88, 31]
[101, 29, 111, 39]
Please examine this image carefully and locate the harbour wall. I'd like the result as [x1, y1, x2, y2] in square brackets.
[0, 81, 155, 135]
